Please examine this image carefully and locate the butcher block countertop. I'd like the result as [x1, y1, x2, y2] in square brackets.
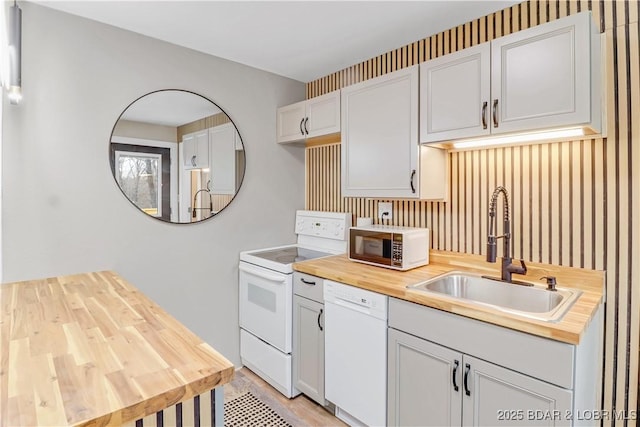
[0, 271, 234, 427]
[293, 250, 604, 345]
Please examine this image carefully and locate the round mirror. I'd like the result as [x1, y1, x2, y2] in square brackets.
[109, 90, 245, 223]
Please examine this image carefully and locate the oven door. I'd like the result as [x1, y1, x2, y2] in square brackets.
[239, 262, 292, 353]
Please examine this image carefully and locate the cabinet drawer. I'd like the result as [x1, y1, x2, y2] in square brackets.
[293, 272, 324, 303]
[389, 298, 574, 389]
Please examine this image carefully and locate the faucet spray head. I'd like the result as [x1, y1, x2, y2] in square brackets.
[487, 236, 497, 263]
[487, 186, 510, 263]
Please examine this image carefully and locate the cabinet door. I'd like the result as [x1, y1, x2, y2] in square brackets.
[209, 123, 236, 195]
[420, 43, 491, 143]
[193, 129, 209, 168]
[183, 130, 209, 169]
[182, 133, 197, 168]
[388, 328, 462, 427]
[276, 100, 306, 144]
[463, 355, 572, 427]
[292, 295, 324, 405]
[341, 65, 419, 198]
[306, 90, 340, 138]
[491, 12, 592, 134]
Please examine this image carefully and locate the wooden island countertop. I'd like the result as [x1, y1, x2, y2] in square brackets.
[0, 271, 234, 427]
[294, 250, 605, 345]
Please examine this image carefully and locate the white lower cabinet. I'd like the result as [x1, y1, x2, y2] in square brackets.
[292, 295, 324, 404]
[292, 272, 326, 406]
[388, 297, 603, 427]
[388, 328, 571, 426]
[388, 328, 462, 426]
[464, 355, 571, 427]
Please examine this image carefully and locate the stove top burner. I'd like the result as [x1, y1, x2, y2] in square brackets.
[250, 246, 331, 265]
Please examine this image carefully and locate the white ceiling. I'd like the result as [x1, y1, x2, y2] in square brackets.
[120, 90, 222, 126]
[33, 0, 519, 83]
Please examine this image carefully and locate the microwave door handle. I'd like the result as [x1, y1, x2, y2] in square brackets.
[239, 263, 287, 283]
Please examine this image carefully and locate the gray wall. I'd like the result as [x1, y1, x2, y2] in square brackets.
[1, 3, 306, 365]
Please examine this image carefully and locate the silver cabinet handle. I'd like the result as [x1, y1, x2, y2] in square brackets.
[191, 155, 196, 167]
[492, 99, 499, 128]
[300, 118, 305, 136]
[481, 101, 488, 129]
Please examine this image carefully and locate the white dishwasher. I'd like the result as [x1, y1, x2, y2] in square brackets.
[324, 280, 388, 427]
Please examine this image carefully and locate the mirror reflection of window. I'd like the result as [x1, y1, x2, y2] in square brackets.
[115, 151, 162, 217]
[110, 143, 171, 221]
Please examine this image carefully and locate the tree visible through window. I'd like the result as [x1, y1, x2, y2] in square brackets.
[115, 151, 162, 217]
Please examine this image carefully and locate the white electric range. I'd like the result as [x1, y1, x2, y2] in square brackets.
[239, 210, 351, 397]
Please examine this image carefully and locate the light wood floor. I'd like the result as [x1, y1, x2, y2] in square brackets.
[224, 367, 346, 427]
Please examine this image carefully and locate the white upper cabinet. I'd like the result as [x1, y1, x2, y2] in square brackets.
[342, 65, 418, 199]
[305, 91, 341, 137]
[182, 129, 209, 169]
[341, 65, 447, 200]
[420, 43, 491, 143]
[276, 101, 306, 143]
[209, 123, 237, 195]
[276, 90, 340, 144]
[420, 11, 601, 144]
[491, 12, 598, 134]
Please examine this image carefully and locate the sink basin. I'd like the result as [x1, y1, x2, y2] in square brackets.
[407, 271, 581, 322]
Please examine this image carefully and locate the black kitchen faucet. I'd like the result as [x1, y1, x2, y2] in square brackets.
[486, 186, 528, 284]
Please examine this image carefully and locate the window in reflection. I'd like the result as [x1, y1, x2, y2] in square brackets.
[111, 143, 171, 221]
[115, 151, 162, 217]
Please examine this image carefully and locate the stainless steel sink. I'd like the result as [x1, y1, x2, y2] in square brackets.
[407, 271, 581, 322]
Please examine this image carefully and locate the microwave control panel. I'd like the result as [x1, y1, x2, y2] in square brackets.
[391, 234, 403, 267]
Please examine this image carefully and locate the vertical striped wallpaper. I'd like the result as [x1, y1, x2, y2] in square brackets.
[305, 0, 639, 422]
[176, 112, 231, 143]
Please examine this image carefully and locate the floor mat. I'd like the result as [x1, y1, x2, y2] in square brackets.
[224, 391, 293, 427]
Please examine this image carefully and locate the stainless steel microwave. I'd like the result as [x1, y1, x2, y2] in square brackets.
[348, 225, 430, 271]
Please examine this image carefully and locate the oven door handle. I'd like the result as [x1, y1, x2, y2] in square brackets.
[239, 263, 287, 283]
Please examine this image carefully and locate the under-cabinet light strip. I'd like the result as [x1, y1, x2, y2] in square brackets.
[452, 128, 586, 149]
